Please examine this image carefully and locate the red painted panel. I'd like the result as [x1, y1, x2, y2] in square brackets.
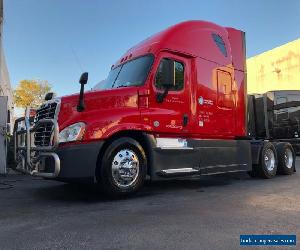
[58, 87, 146, 142]
[140, 51, 192, 136]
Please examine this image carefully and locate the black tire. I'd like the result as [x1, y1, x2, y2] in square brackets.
[275, 142, 295, 175]
[97, 137, 147, 196]
[256, 142, 278, 179]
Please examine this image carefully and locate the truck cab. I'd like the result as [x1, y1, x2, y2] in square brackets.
[14, 21, 295, 196]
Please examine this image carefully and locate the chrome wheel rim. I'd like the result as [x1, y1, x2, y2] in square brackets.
[284, 148, 293, 169]
[111, 149, 139, 188]
[264, 149, 275, 172]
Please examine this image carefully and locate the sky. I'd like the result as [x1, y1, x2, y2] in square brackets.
[4, 0, 300, 96]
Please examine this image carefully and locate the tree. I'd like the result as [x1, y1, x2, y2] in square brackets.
[14, 80, 53, 108]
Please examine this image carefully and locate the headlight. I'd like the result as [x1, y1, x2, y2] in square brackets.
[59, 122, 86, 143]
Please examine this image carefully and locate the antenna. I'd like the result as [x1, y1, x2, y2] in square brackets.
[69, 44, 84, 72]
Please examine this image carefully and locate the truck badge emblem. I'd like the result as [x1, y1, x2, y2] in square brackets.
[154, 121, 160, 127]
[198, 97, 204, 105]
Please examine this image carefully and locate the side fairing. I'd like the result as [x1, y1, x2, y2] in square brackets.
[226, 28, 247, 136]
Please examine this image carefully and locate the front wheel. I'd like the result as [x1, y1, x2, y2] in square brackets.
[97, 137, 147, 196]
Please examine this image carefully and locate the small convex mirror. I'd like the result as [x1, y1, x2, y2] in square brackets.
[79, 72, 88, 85]
[45, 92, 54, 101]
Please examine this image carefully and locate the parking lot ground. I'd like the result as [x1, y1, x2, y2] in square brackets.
[0, 159, 300, 250]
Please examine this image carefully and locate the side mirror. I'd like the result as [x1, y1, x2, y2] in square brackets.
[79, 72, 88, 85]
[159, 58, 175, 88]
[156, 58, 174, 103]
[45, 92, 54, 101]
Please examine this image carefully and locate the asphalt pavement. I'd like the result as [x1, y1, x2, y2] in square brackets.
[0, 160, 299, 250]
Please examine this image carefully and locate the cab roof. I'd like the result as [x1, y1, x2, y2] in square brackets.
[114, 20, 240, 68]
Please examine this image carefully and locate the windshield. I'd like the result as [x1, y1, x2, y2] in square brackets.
[96, 55, 154, 90]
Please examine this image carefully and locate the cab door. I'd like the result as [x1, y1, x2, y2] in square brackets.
[215, 69, 236, 136]
[143, 52, 191, 135]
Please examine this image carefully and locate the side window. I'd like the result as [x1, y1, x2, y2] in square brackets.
[217, 70, 233, 108]
[155, 58, 184, 91]
[212, 33, 227, 57]
[288, 95, 298, 102]
[277, 97, 287, 105]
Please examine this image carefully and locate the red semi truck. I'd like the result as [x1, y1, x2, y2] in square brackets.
[14, 21, 296, 196]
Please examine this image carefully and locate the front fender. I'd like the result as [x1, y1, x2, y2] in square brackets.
[80, 106, 153, 141]
[85, 121, 153, 141]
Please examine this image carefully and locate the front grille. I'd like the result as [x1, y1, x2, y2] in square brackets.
[34, 123, 54, 147]
[34, 101, 59, 147]
[34, 102, 57, 122]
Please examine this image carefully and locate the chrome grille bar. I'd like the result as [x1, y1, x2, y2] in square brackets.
[33, 100, 60, 147]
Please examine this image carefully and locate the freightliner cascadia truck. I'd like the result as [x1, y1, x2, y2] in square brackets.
[14, 21, 296, 196]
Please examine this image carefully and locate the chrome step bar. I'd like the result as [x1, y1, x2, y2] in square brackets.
[157, 168, 200, 177]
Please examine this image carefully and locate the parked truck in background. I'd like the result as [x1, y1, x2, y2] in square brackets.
[248, 90, 300, 153]
[14, 21, 296, 196]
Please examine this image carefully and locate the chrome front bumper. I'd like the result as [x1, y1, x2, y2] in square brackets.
[14, 108, 61, 178]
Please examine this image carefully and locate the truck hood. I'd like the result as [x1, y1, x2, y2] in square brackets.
[57, 87, 139, 132]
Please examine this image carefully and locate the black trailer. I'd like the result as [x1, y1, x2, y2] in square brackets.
[248, 90, 300, 154]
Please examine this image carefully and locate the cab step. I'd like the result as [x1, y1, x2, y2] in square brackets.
[157, 168, 200, 177]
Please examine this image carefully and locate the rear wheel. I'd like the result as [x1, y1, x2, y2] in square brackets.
[255, 142, 278, 179]
[98, 137, 147, 196]
[276, 142, 295, 175]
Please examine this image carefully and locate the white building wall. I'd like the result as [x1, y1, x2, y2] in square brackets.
[0, 0, 13, 133]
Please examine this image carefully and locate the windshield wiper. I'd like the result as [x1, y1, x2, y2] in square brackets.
[116, 84, 129, 88]
[116, 82, 141, 88]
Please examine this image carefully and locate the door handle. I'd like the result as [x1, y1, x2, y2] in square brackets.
[183, 114, 188, 127]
